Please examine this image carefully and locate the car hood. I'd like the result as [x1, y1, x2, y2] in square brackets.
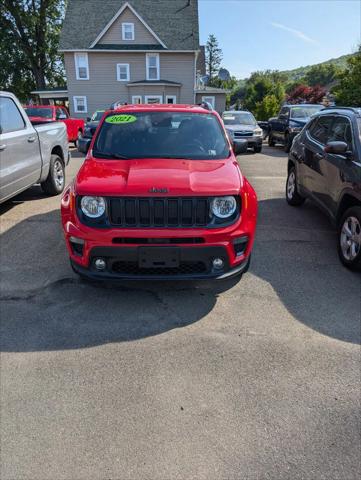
[75, 157, 242, 197]
[289, 117, 309, 127]
[225, 124, 258, 132]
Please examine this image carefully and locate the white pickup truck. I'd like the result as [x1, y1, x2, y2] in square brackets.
[0, 91, 70, 204]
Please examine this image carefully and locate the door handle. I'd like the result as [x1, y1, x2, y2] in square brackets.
[27, 136, 36, 143]
[314, 153, 324, 160]
[0, 144, 7, 151]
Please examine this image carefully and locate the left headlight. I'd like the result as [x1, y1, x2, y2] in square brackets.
[81, 196, 106, 218]
[254, 128, 263, 136]
[226, 129, 234, 139]
[211, 196, 237, 219]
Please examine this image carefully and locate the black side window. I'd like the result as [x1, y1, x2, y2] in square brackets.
[0, 97, 26, 133]
[308, 116, 333, 144]
[328, 116, 353, 151]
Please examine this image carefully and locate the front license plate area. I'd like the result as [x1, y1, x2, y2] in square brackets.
[138, 247, 180, 268]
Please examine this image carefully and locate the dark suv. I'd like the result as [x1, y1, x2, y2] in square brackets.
[268, 104, 323, 152]
[286, 107, 361, 270]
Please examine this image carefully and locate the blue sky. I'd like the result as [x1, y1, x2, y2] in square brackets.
[199, 0, 361, 78]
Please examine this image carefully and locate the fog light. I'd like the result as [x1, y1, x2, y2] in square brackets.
[212, 258, 224, 270]
[94, 258, 106, 271]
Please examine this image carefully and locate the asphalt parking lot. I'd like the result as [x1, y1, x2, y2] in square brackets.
[0, 145, 360, 480]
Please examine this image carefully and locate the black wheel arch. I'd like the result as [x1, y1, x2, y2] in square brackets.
[337, 193, 361, 223]
[51, 145, 64, 163]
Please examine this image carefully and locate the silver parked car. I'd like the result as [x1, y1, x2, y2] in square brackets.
[222, 110, 263, 153]
[0, 91, 70, 203]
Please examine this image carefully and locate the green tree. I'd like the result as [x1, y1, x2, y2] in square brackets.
[205, 34, 223, 81]
[242, 70, 285, 114]
[303, 63, 341, 87]
[333, 46, 361, 106]
[254, 94, 280, 120]
[0, 0, 66, 100]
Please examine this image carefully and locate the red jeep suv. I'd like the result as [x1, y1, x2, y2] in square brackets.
[61, 104, 257, 280]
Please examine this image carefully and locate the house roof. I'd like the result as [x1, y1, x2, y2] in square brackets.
[60, 0, 199, 51]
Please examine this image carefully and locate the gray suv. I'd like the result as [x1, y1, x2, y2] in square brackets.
[222, 110, 263, 153]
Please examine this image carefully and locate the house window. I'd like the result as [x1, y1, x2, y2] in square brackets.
[74, 53, 89, 80]
[145, 95, 163, 104]
[166, 95, 177, 104]
[146, 53, 160, 81]
[122, 23, 134, 41]
[202, 96, 215, 108]
[73, 96, 87, 113]
[132, 95, 142, 104]
[117, 64, 130, 81]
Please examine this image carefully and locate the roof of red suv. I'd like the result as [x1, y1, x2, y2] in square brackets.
[111, 104, 215, 114]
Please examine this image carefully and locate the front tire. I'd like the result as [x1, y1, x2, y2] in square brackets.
[254, 145, 262, 153]
[284, 133, 292, 153]
[41, 154, 65, 196]
[74, 130, 82, 147]
[268, 132, 275, 147]
[338, 207, 361, 271]
[286, 166, 305, 206]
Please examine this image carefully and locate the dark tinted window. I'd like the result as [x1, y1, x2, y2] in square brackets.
[0, 97, 26, 133]
[25, 107, 53, 119]
[279, 107, 289, 117]
[328, 116, 353, 150]
[94, 111, 230, 160]
[308, 115, 333, 144]
[290, 105, 323, 119]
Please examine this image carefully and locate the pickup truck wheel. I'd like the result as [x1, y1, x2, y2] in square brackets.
[41, 154, 65, 195]
[268, 133, 275, 147]
[74, 130, 82, 147]
[284, 133, 292, 153]
[286, 167, 305, 206]
[338, 207, 361, 271]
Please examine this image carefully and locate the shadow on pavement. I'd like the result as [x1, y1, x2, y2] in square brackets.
[0, 196, 360, 352]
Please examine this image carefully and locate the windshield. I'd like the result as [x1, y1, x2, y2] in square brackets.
[223, 112, 256, 126]
[24, 107, 53, 119]
[93, 111, 230, 160]
[290, 105, 323, 119]
[91, 110, 105, 122]
[358, 118, 361, 137]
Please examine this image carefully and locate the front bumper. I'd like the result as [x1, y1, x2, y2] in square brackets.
[70, 245, 251, 280]
[234, 136, 262, 147]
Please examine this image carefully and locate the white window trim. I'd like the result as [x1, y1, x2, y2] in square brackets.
[122, 22, 135, 41]
[166, 95, 177, 104]
[202, 96, 215, 108]
[116, 63, 130, 81]
[144, 95, 163, 104]
[73, 96, 88, 113]
[132, 95, 142, 104]
[74, 53, 89, 80]
[146, 53, 160, 81]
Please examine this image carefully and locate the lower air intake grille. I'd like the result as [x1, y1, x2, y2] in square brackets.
[112, 261, 207, 276]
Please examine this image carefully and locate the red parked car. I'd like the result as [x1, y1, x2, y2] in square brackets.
[61, 104, 258, 281]
[24, 105, 84, 145]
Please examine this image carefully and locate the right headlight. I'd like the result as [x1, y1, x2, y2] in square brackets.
[80, 196, 106, 218]
[211, 196, 237, 219]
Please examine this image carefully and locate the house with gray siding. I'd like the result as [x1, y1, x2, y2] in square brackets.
[56, 0, 227, 117]
[55, 0, 222, 118]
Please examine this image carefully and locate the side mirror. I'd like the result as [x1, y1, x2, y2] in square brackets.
[324, 141, 349, 156]
[77, 137, 91, 154]
[86, 117, 91, 122]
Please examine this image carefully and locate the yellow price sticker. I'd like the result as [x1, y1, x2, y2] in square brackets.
[105, 114, 137, 124]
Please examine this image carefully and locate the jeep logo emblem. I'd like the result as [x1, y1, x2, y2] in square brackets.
[149, 187, 168, 193]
